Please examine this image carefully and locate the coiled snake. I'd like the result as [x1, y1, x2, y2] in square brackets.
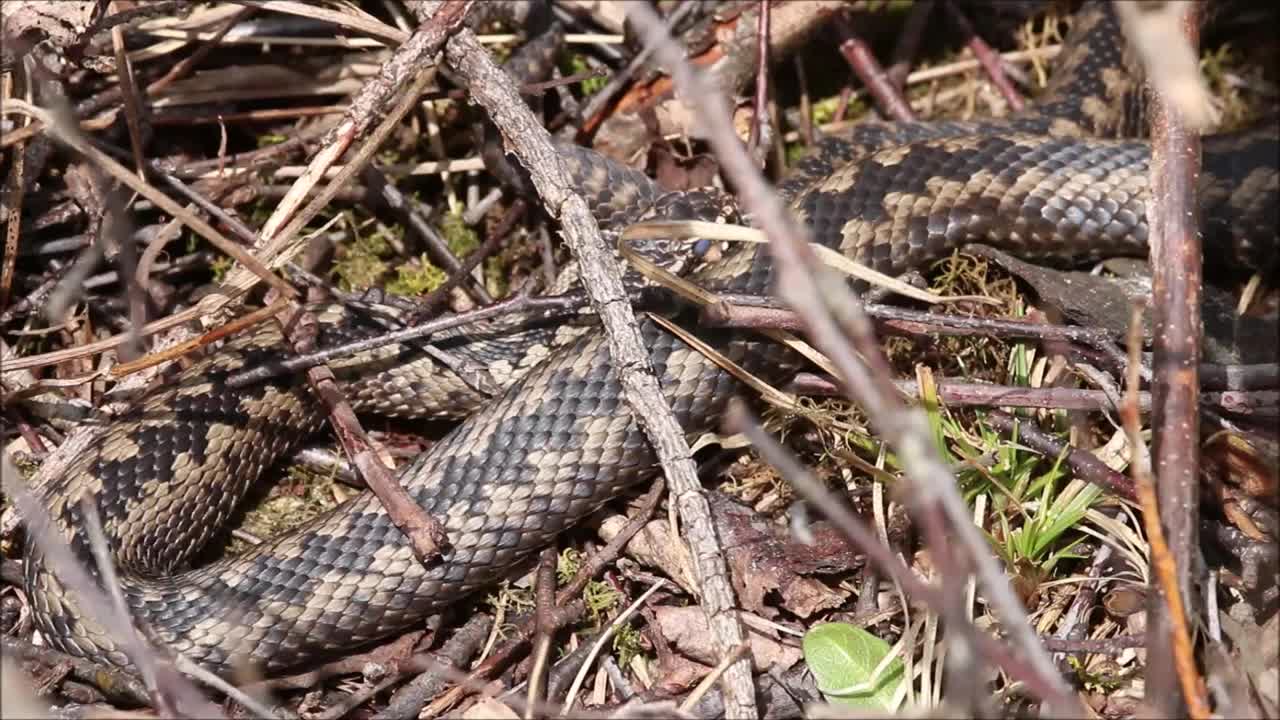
[21, 2, 1279, 676]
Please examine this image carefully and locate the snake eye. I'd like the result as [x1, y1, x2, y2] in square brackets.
[693, 238, 713, 257]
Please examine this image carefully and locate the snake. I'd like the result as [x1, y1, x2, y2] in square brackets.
[18, 1, 1278, 677]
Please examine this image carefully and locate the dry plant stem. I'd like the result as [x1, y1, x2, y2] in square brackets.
[986, 411, 1136, 501]
[363, 167, 492, 304]
[77, 497, 176, 716]
[748, 0, 771, 152]
[789, 371, 1202, 417]
[704, 296, 1128, 369]
[278, 302, 448, 563]
[223, 288, 616, 389]
[1137, 4, 1208, 716]
[370, 613, 493, 720]
[403, 199, 527, 322]
[110, 298, 290, 378]
[214, 0, 473, 302]
[1039, 636, 1145, 654]
[941, 1, 1025, 111]
[575, 1, 701, 133]
[108, 26, 146, 177]
[886, 0, 934, 88]
[444, 24, 758, 720]
[1122, 306, 1210, 719]
[0, 124, 24, 311]
[726, 403, 1071, 705]
[621, 5, 1078, 711]
[836, 17, 916, 122]
[1052, 511, 1121, 671]
[679, 642, 752, 713]
[526, 548, 559, 720]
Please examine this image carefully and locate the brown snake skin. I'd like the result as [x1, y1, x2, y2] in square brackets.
[21, 2, 1278, 676]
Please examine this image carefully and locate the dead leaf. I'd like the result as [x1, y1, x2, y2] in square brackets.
[652, 606, 801, 673]
[709, 494, 856, 618]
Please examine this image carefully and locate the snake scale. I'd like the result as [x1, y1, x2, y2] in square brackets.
[20, 2, 1278, 676]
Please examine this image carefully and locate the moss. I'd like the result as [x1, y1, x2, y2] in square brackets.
[385, 255, 447, 296]
[563, 53, 606, 96]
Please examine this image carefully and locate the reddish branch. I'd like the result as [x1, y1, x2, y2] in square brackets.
[1137, 4, 1211, 717]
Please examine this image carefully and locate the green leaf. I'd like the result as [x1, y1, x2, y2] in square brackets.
[803, 622, 906, 711]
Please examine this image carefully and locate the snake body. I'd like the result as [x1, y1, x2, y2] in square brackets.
[22, 3, 1278, 676]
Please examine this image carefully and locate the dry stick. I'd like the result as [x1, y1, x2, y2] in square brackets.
[575, 1, 702, 135]
[836, 16, 916, 122]
[1122, 306, 1210, 719]
[1131, 4, 1210, 717]
[108, 26, 147, 178]
[363, 166, 493, 305]
[287, 302, 449, 562]
[679, 642, 752, 714]
[985, 411, 1137, 502]
[525, 548, 559, 720]
[370, 613, 493, 720]
[940, 0, 1025, 112]
[886, 0, 934, 89]
[622, 3, 1080, 712]
[1, 638, 152, 707]
[257, 4, 479, 564]
[211, 0, 475, 306]
[443, 24, 759, 720]
[703, 296, 1129, 369]
[747, 0, 771, 153]
[0, 98, 24, 311]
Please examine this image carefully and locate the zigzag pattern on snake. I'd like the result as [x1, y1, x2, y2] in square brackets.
[21, 2, 1278, 676]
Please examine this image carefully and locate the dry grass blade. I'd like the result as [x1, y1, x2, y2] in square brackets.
[231, 0, 408, 45]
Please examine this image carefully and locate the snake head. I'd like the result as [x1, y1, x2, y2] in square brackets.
[625, 188, 742, 273]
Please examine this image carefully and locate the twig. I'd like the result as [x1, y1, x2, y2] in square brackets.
[526, 548, 559, 719]
[1, 637, 152, 707]
[369, 613, 492, 720]
[836, 17, 916, 121]
[886, 0, 934, 89]
[445, 22, 758, 719]
[986, 411, 1137, 502]
[678, 642, 752, 714]
[108, 26, 147, 177]
[747, 0, 772, 153]
[703, 295, 1129, 369]
[281, 302, 448, 563]
[575, 1, 701, 134]
[1121, 305, 1210, 718]
[941, 1, 1025, 112]
[4, 100, 296, 299]
[1128, 4, 1211, 717]
[362, 166, 492, 305]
